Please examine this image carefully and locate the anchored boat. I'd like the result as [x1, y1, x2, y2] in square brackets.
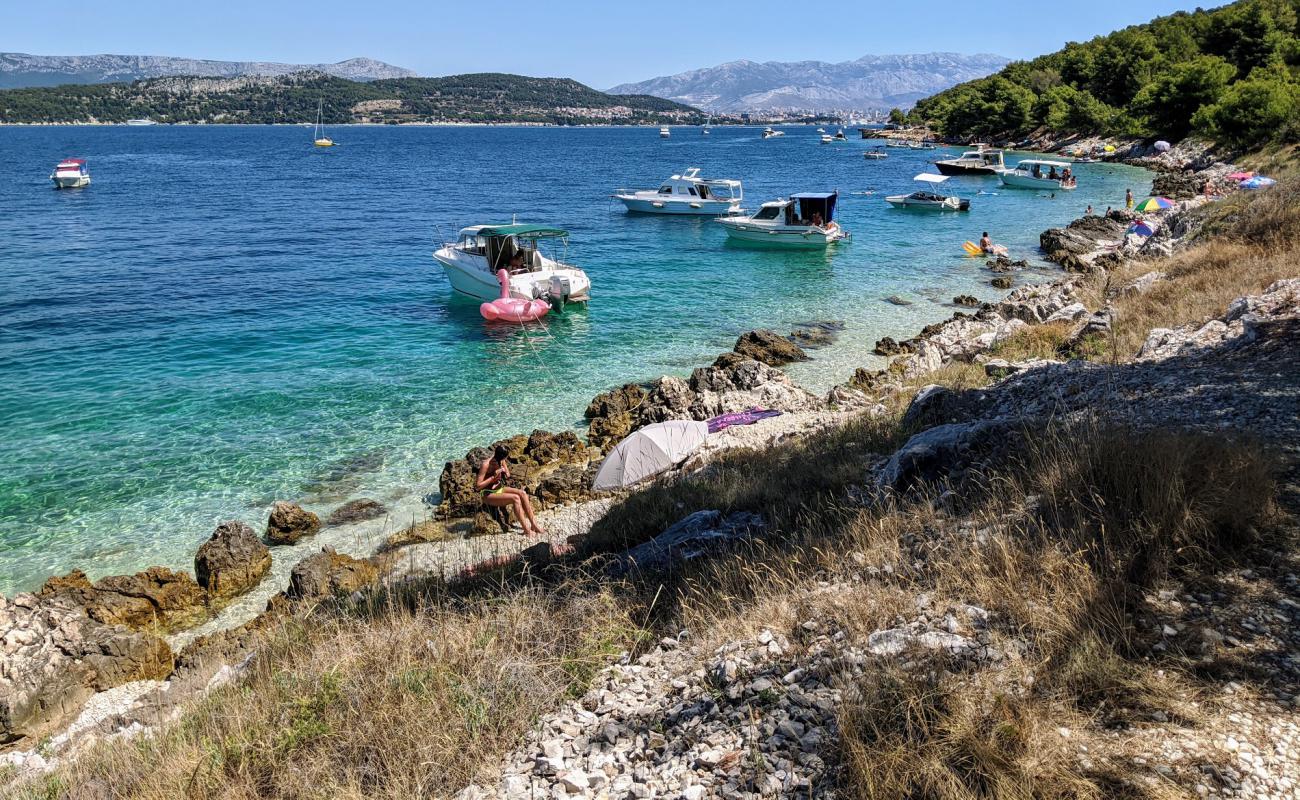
[715, 192, 848, 248]
[863, 146, 888, 160]
[997, 159, 1078, 191]
[885, 173, 970, 211]
[935, 146, 1005, 175]
[762, 127, 785, 139]
[614, 168, 744, 215]
[50, 159, 90, 189]
[433, 224, 591, 312]
[313, 98, 335, 147]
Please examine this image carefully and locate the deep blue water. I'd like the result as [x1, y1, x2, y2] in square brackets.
[0, 124, 1150, 592]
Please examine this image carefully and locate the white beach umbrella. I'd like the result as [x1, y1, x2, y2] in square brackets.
[1154, 140, 1171, 152]
[593, 420, 710, 491]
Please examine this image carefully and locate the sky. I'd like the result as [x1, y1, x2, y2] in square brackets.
[7, 0, 1218, 87]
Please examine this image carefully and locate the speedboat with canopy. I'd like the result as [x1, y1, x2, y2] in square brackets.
[613, 168, 744, 215]
[50, 159, 90, 188]
[885, 173, 970, 211]
[433, 224, 591, 311]
[762, 127, 785, 138]
[997, 159, 1077, 190]
[935, 146, 1005, 176]
[715, 192, 848, 248]
[863, 146, 888, 160]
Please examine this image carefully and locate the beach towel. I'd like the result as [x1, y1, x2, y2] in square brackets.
[707, 407, 783, 434]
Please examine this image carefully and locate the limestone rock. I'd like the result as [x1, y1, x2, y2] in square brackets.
[438, 429, 595, 518]
[1152, 171, 1203, 200]
[990, 276, 1013, 289]
[953, 294, 980, 307]
[326, 498, 388, 526]
[0, 593, 172, 744]
[265, 501, 321, 545]
[873, 336, 912, 356]
[194, 520, 272, 602]
[286, 547, 380, 601]
[730, 329, 808, 367]
[41, 566, 210, 634]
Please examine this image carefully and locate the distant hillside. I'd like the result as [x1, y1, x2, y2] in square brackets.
[608, 53, 1009, 113]
[910, 0, 1300, 151]
[0, 52, 415, 89]
[0, 72, 703, 126]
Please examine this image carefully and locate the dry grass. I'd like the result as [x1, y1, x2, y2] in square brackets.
[21, 588, 637, 800]
[1083, 178, 1300, 359]
[988, 320, 1074, 362]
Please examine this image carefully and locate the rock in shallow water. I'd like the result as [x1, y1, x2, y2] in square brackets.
[286, 547, 380, 601]
[194, 520, 271, 603]
[265, 500, 321, 545]
[729, 329, 808, 367]
[326, 498, 388, 526]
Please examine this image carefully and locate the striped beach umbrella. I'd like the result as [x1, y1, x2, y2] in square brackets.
[1134, 197, 1175, 212]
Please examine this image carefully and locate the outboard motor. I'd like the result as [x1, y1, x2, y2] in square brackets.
[547, 275, 572, 313]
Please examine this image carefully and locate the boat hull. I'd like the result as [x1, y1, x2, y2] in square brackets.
[615, 196, 741, 215]
[997, 172, 1076, 190]
[51, 175, 90, 189]
[434, 249, 591, 305]
[717, 221, 846, 248]
[884, 195, 965, 211]
[935, 162, 999, 176]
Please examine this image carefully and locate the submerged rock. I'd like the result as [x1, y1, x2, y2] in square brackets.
[953, 294, 980, 307]
[730, 329, 808, 367]
[789, 320, 843, 349]
[194, 520, 272, 603]
[265, 501, 321, 545]
[990, 276, 1013, 289]
[326, 498, 388, 526]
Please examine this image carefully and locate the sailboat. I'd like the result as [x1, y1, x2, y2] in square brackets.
[702, 115, 712, 135]
[313, 98, 335, 147]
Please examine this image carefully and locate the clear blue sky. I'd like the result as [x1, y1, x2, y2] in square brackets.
[9, 0, 1216, 87]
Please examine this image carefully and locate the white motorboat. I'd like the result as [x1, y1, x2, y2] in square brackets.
[659, 126, 671, 138]
[715, 192, 848, 248]
[997, 159, 1078, 190]
[885, 173, 970, 211]
[762, 127, 785, 138]
[816, 127, 826, 133]
[125, 118, 157, 126]
[935, 146, 1005, 176]
[820, 134, 834, 144]
[834, 128, 847, 141]
[863, 146, 888, 160]
[614, 168, 744, 215]
[50, 158, 90, 189]
[433, 224, 591, 310]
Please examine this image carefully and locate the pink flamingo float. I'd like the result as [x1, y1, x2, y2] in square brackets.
[480, 269, 550, 323]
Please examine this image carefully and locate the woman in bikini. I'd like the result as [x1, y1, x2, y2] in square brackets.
[475, 446, 545, 536]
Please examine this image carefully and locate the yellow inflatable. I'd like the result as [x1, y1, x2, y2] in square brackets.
[962, 241, 983, 256]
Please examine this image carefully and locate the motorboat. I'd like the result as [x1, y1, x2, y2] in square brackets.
[885, 173, 970, 211]
[816, 127, 826, 134]
[935, 146, 1005, 175]
[820, 134, 834, 144]
[863, 146, 888, 160]
[833, 129, 847, 141]
[997, 159, 1077, 190]
[433, 224, 591, 311]
[660, 126, 671, 138]
[50, 158, 90, 189]
[762, 127, 785, 138]
[313, 98, 334, 147]
[613, 168, 744, 215]
[125, 118, 157, 126]
[715, 192, 848, 248]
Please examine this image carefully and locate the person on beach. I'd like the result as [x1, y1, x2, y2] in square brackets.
[476, 446, 545, 536]
[979, 231, 995, 254]
[1125, 188, 1134, 210]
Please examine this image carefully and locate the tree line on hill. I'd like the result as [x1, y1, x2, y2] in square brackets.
[906, 0, 1300, 151]
[0, 72, 702, 126]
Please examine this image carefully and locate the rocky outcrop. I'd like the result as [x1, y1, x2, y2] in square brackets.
[438, 429, 598, 518]
[1152, 170, 1204, 200]
[326, 498, 388, 526]
[990, 276, 1013, 289]
[729, 330, 808, 367]
[585, 383, 647, 451]
[194, 521, 272, 603]
[265, 501, 321, 545]
[39, 567, 210, 634]
[285, 547, 381, 601]
[0, 592, 172, 745]
[610, 510, 766, 575]
[1138, 278, 1300, 361]
[1040, 211, 1130, 264]
[953, 294, 980, 307]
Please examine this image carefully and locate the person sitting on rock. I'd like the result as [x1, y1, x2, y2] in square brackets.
[476, 446, 545, 537]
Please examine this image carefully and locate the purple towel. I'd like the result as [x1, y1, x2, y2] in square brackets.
[707, 407, 783, 434]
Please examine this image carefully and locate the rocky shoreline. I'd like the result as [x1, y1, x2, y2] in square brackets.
[0, 154, 1281, 781]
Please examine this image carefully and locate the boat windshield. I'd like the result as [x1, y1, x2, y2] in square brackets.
[753, 205, 783, 221]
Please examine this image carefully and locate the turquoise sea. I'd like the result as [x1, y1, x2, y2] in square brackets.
[0, 125, 1149, 593]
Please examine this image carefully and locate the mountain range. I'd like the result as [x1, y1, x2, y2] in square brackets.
[0, 53, 415, 89]
[608, 52, 1010, 113]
